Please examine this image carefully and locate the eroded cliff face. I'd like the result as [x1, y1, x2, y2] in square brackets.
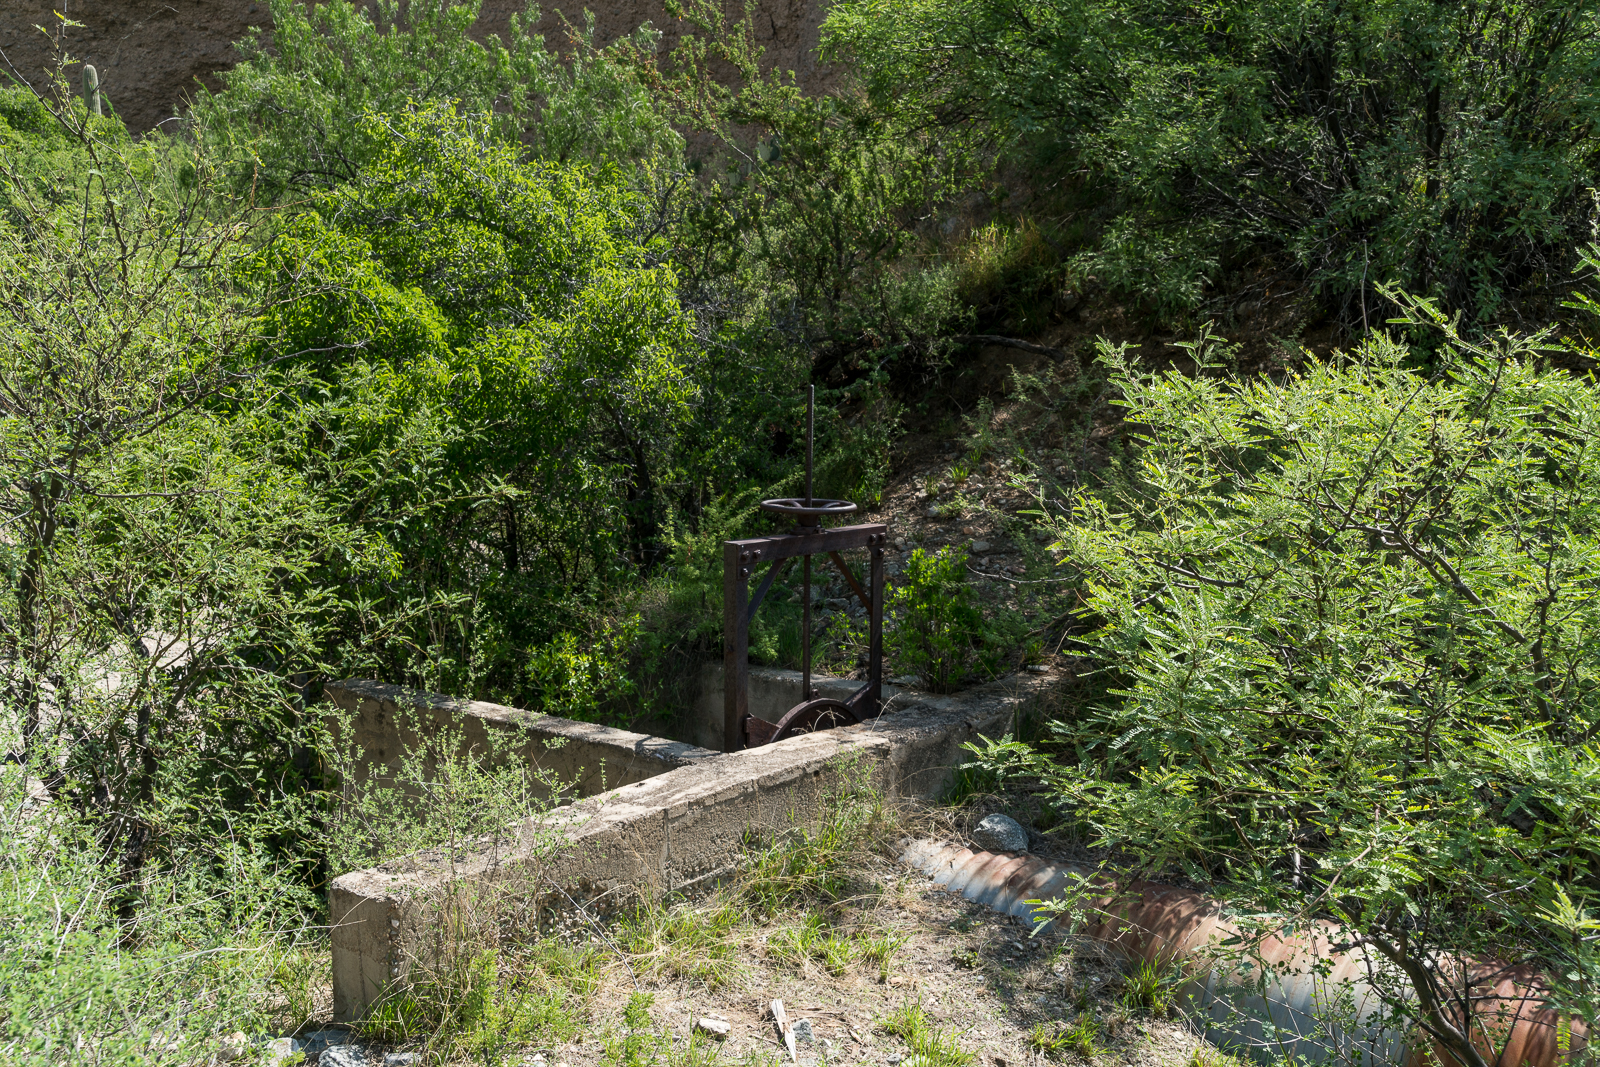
[0, 0, 833, 136]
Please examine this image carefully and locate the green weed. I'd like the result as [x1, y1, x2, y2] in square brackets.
[603, 992, 670, 1067]
[361, 947, 585, 1062]
[858, 929, 910, 979]
[880, 1001, 975, 1067]
[738, 763, 891, 909]
[1029, 1015, 1102, 1060]
[1187, 1046, 1245, 1067]
[767, 913, 906, 977]
[617, 901, 745, 988]
[1119, 957, 1177, 1015]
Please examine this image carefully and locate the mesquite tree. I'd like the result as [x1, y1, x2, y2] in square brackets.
[971, 292, 1600, 1058]
[0, 76, 358, 910]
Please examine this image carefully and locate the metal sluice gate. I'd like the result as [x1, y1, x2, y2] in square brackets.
[721, 387, 888, 750]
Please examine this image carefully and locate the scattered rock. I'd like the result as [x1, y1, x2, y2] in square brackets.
[532, 1055, 548, 1066]
[321, 1045, 371, 1067]
[970, 540, 992, 554]
[887, 1054, 905, 1065]
[971, 813, 1029, 853]
[887, 974, 910, 987]
[696, 1018, 732, 1038]
[792, 1019, 815, 1045]
[218, 1032, 249, 1062]
[384, 1055, 417, 1067]
[1025, 664, 1050, 673]
[264, 1037, 298, 1066]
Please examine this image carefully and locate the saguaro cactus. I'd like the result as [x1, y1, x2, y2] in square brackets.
[82, 64, 101, 117]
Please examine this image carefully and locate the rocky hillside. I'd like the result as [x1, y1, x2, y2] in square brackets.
[1, 0, 834, 134]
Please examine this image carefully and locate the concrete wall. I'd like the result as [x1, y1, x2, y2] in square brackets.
[325, 679, 718, 802]
[329, 671, 1062, 1019]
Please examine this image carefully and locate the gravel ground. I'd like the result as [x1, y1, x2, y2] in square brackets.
[534, 852, 1208, 1067]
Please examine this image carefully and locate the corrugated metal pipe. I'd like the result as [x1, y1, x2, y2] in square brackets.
[900, 840, 1585, 1067]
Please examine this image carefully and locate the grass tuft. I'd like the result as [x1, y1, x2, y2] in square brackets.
[1029, 1014, 1102, 1060]
[1118, 957, 1178, 1015]
[881, 1000, 975, 1067]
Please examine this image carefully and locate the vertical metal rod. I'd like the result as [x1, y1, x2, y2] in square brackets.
[802, 384, 815, 700]
[724, 542, 750, 751]
[805, 385, 814, 507]
[868, 541, 884, 714]
[802, 553, 811, 700]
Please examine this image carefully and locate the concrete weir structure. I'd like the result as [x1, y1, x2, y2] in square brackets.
[325, 668, 1059, 1021]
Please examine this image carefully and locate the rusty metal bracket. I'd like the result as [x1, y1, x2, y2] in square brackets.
[723, 387, 888, 751]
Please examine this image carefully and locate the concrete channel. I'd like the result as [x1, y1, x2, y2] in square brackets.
[324, 667, 1059, 1021]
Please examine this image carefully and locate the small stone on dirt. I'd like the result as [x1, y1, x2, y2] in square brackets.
[971, 813, 1029, 852]
[792, 1019, 815, 1045]
[696, 1018, 732, 1038]
[970, 540, 992, 553]
[218, 1032, 249, 1062]
[384, 1055, 417, 1067]
[321, 1046, 371, 1067]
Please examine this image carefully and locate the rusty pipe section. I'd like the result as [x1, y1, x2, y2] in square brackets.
[899, 841, 1584, 1067]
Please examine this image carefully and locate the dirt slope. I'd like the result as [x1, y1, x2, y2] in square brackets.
[0, 0, 833, 136]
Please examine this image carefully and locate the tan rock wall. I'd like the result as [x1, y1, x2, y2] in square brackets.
[0, 0, 834, 136]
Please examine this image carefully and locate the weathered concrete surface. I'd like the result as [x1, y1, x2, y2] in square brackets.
[329, 671, 1060, 1020]
[325, 678, 717, 802]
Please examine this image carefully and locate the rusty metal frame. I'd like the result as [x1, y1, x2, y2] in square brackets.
[722, 521, 888, 751]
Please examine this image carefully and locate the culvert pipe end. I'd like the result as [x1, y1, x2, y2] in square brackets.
[897, 839, 1585, 1067]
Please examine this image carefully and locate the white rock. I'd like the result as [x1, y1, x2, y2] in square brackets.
[384, 1055, 417, 1067]
[696, 1018, 732, 1037]
[793, 1019, 816, 1045]
[971, 813, 1029, 852]
[970, 540, 992, 554]
[264, 1037, 298, 1066]
[321, 1046, 370, 1067]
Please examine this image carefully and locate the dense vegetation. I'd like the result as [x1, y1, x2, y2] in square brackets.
[4, 0, 1600, 1060]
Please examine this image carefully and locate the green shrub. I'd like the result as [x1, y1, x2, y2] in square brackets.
[195, 0, 679, 198]
[888, 548, 996, 691]
[987, 292, 1600, 1064]
[827, 0, 1600, 324]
